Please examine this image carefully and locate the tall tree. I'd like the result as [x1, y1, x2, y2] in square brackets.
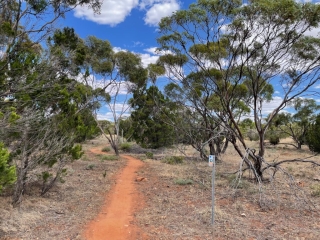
[130, 85, 175, 149]
[157, 0, 320, 180]
[79, 39, 148, 155]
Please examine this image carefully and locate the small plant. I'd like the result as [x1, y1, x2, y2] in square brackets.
[145, 152, 154, 159]
[162, 156, 184, 165]
[269, 135, 280, 145]
[86, 164, 95, 170]
[174, 178, 193, 185]
[101, 146, 111, 152]
[310, 184, 320, 197]
[101, 155, 119, 161]
[246, 129, 259, 141]
[120, 142, 131, 152]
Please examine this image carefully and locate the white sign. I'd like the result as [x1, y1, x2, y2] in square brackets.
[208, 155, 215, 167]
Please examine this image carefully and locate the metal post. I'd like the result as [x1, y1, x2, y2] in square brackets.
[209, 155, 215, 225]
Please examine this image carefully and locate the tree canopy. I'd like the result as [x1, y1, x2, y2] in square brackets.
[157, 0, 320, 180]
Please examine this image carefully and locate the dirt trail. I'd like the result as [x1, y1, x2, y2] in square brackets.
[83, 150, 146, 240]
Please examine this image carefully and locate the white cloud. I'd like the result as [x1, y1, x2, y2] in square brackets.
[76, 73, 132, 96]
[113, 47, 127, 53]
[96, 112, 130, 121]
[143, 0, 180, 26]
[139, 53, 159, 67]
[106, 103, 131, 112]
[73, 0, 180, 27]
[314, 84, 320, 89]
[74, 0, 139, 26]
[144, 47, 158, 54]
[262, 96, 289, 115]
[97, 103, 130, 122]
[144, 47, 171, 55]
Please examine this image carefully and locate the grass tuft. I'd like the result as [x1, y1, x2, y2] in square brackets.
[174, 178, 193, 185]
[101, 146, 111, 152]
[101, 155, 119, 161]
[162, 156, 184, 165]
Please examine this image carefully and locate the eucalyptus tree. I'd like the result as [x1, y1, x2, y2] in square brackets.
[157, 0, 320, 180]
[78, 38, 149, 155]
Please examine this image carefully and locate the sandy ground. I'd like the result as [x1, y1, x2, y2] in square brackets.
[1, 136, 320, 239]
[83, 151, 146, 240]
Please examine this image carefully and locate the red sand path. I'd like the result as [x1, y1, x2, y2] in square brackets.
[83, 154, 146, 240]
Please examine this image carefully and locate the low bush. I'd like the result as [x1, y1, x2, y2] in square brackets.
[174, 178, 193, 185]
[101, 146, 111, 152]
[120, 142, 131, 152]
[269, 135, 280, 145]
[101, 155, 119, 161]
[86, 164, 96, 170]
[162, 156, 184, 165]
[145, 152, 154, 159]
[311, 184, 320, 197]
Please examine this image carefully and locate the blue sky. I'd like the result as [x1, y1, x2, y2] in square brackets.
[57, 0, 320, 121]
[58, 0, 195, 121]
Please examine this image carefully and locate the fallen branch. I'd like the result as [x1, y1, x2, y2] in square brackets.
[262, 155, 320, 172]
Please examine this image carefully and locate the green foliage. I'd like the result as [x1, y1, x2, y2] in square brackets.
[101, 146, 111, 152]
[0, 143, 16, 193]
[268, 134, 280, 145]
[162, 156, 184, 165]
[306, 114, 320, 153]
[145, 152, 154, 159]
[246, 129, 259, 141]
[130, 86, 176, 149]
[101, 155, 119, 161]
[119, 118, 134, 141]
[69, 144, 84, 160]
[41, 171, 52, 183]
[120, 142, 132, 152]
[174, 178, 193, 185]
[310, 184, 320, 197]
[157, 0, 320, 179]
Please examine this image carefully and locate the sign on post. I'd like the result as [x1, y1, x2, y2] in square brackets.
[208, 155, 215, 167]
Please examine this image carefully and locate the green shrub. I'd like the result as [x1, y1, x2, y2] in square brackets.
[145, 152, 154, 159]
[86, 164, 95, 170]
[120, 142, 131, 152]
[246, 129, 259, 141]
[311, 184, 320, 197]
[162, 156, 184, 164]
[101, 155, 119, 161]
[269, 135, 280, 145]
[101, 146, 111, 152]
[174, 178, 193, 185]
[0, 143, 16, 193]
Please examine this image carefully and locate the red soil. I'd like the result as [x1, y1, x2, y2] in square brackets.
[83, 151, 147, 240]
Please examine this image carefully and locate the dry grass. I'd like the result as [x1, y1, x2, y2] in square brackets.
[1, 136, 320, 239]
[134, 138, 320, 239]
[0, 135, 125, 240]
